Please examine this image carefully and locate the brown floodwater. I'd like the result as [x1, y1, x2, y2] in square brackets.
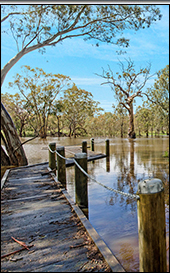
[5, 136, 170, 271]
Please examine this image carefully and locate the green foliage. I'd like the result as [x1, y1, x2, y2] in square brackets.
[97, 59, 153, 138]
[145, 65, 169, 114]
[60, 83, 103, 137]
[8, 66, 71, 137]
[1, 92, 29, 137]
[142, 64, 169, 136]
[163, 148, 169, 158]
[1, 5, 162, 52]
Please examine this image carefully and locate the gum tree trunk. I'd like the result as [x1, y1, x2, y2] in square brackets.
[1, 103, 28, 166]
[128, 102, 136, 139]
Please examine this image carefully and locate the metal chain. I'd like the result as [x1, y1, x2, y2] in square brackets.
[49, 146, 140, 200]
[74, 159, 139, 200]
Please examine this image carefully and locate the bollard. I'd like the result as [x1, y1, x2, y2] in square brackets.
[74, 153, 88, 215]
[105, 139, 110, 157]
[137, 178, 167, 272]
[82, 141, 87, 154]
[56, 146, 66, 189]
[49, 142, 56, 174]
[91, 138, 94, 151]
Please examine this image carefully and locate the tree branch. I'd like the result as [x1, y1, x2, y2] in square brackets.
[1, 12, 21, 23]
[13, 125, 45, 154]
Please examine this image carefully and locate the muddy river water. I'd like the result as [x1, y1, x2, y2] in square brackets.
[18, 136, 169, 271]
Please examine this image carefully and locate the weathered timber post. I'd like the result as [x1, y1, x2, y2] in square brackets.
[106, 157, 110, 172]
[137, 178, 167, 272]
[49, 142, 56, 174]
[105, 139, 110, 157]
[56, 146, 66, 189]
[91, 138, 94, 151]
[74, 153, 88, 217]
[82, 141, 87, 154]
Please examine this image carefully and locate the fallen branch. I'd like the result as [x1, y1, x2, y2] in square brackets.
[11, 236, 30, 250]
[70, 242, 88, 249]
[1, 245, 34, 259]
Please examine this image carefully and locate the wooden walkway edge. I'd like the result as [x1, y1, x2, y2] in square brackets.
[1, 163, 125, 272]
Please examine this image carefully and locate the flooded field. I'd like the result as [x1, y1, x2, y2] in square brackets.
[8, 136, 170, 272]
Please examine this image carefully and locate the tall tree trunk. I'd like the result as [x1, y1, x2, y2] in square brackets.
[1, 103, 28, 166]
[57, 116, 60, 137]
[121, 121, 123, 138]
[19, 122, 25, 137]
[1, 146, 10, 166]
[128, 102, 136, 139]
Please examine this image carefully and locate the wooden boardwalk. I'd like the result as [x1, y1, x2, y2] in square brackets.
[59, 145, 107, 167]
[1, 163, 125, 272]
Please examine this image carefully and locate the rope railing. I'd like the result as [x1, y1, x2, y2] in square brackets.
[48, 141, 167, 271]
[49, 145, 140, 200]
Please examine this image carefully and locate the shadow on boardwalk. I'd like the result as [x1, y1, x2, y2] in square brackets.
[1, 163, 123, 272]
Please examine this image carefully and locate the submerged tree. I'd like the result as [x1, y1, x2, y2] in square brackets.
[97, 59, 154, 138]
[1, 4, 162, 165]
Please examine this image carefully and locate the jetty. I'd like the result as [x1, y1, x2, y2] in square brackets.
[1, 139, 167, 272]
[1, 146, 125, 272]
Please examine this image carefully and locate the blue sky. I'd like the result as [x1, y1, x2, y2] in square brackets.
[1, 4, 169, 113]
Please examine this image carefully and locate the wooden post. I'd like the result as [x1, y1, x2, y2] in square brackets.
[82, 141, 87, 154]
[106, 157, 110, 172]
[56, 146, 66, 189]
[137, 178, 167, 272]
[105, 139, 110, 157]
[91, 138, 94, 151]
[74, 153, 88, 217]
[49, 142, 56, 174]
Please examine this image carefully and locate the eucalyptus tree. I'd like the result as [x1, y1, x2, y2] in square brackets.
[8, 66, 71, 138]
[1, 4, 162, 165]
[61, 83, 102, 138]
[49, 101, 64, 137]
[112, 103, 128, 137]
[97, 59, 154, 138]
[1, 92, 29, 137]
[144, 65, 169, 114]
[1, 5, 162, 86]
[143, 65, 169, 135]
[135, 106, 153, 137]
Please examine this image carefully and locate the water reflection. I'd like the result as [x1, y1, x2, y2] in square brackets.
[19, 136, 169, 272]
[106, 156, 110, 172]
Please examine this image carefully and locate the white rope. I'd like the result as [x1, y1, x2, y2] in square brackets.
[49, 145, 140, 200]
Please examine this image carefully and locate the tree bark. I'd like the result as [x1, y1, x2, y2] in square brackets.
[128, 102, 136, 139]
[1, 103, 28, 166]
[57, 116, 61, 137]
[1, 146, 10, 166]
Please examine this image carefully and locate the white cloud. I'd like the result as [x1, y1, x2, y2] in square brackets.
[71, 77, 105, 86]
[99, 100, 114, 112]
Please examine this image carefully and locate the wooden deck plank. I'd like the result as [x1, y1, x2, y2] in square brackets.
[1, 163, 125, 272]
[1, 164, 113, 272]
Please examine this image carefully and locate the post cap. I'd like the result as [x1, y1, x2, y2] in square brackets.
[75, 153, 87, 159]
[49, 142, 56, 146]
[137, 178, 164, 194]
[56, 146, 64, 151]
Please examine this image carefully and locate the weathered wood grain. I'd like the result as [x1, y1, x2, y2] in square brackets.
[1, 163, 115, 272]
